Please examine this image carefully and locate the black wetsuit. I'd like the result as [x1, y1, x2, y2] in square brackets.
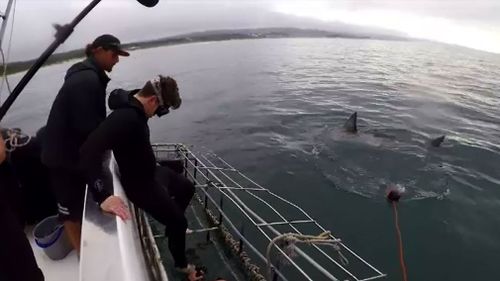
[42, 57, 111, 220]
[7, 130, 57, 224]
[0, 162, 44, 281]
[79, 89, 194, 268]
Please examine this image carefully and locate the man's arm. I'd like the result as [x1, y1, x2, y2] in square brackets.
[80, 110, 136, 219]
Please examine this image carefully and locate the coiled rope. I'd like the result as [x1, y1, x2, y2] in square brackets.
[2, 127, 31, 152]
[266, 231, 349, 281]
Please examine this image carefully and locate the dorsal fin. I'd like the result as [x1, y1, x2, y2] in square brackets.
[430, 135, 445, 147]
[344, 112, 358, 133]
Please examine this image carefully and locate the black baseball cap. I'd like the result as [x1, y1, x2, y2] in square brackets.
[91, 34, 130, 56]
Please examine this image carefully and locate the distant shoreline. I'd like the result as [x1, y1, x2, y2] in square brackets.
[1, 27, 408, 75]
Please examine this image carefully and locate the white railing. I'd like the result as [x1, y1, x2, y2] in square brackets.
[80, 154, 167, 281]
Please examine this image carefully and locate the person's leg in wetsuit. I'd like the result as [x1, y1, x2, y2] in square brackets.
[0, 164, 44, 281]
[129, 181, 190, 269]
[155, 165, 195, 212]
[0, 197, 45, 281]
[49, 168, 86, 253]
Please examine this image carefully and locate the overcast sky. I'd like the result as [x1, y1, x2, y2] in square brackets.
[1, 0, 499, 61]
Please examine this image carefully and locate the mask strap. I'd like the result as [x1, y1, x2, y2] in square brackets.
[149, 76, 165, 106]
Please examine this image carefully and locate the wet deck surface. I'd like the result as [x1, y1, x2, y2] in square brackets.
[26, 225, 79, 281]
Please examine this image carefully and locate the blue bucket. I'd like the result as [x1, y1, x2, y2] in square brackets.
[33, 215, 72, 260]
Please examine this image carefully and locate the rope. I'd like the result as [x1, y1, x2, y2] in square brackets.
[265, 231, 348, 281]
[2, 127, 30, 152]
[392, 201, 408, 281]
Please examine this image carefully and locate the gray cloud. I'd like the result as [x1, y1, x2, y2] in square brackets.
[363, 0, 500, 24]
[2, 0, 499, 61]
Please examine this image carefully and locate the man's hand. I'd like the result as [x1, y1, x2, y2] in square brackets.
[100, 195, 131, 221]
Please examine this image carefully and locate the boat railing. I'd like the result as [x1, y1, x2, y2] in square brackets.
[80, 153, 168, 281]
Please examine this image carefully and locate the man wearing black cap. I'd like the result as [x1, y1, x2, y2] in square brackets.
[41, 34, 130, 253]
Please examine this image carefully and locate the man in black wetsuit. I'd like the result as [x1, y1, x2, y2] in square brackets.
[79, 75, 199, 278]
[42, 34, 129, 253]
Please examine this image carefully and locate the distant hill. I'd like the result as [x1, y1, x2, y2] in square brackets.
[1, 27, 408, 75]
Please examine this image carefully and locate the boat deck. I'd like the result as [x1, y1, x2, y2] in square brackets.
[22, 144, 385, 281]
[25, 153, 167, 281]
[26, 226, 79, 281]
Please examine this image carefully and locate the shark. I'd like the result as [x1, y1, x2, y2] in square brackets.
[342, 112, 446, 147]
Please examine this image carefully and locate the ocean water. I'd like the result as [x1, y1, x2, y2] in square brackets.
[3, 38, 500, 281]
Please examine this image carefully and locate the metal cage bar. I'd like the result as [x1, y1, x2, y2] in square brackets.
[151, 143, 386, 281]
